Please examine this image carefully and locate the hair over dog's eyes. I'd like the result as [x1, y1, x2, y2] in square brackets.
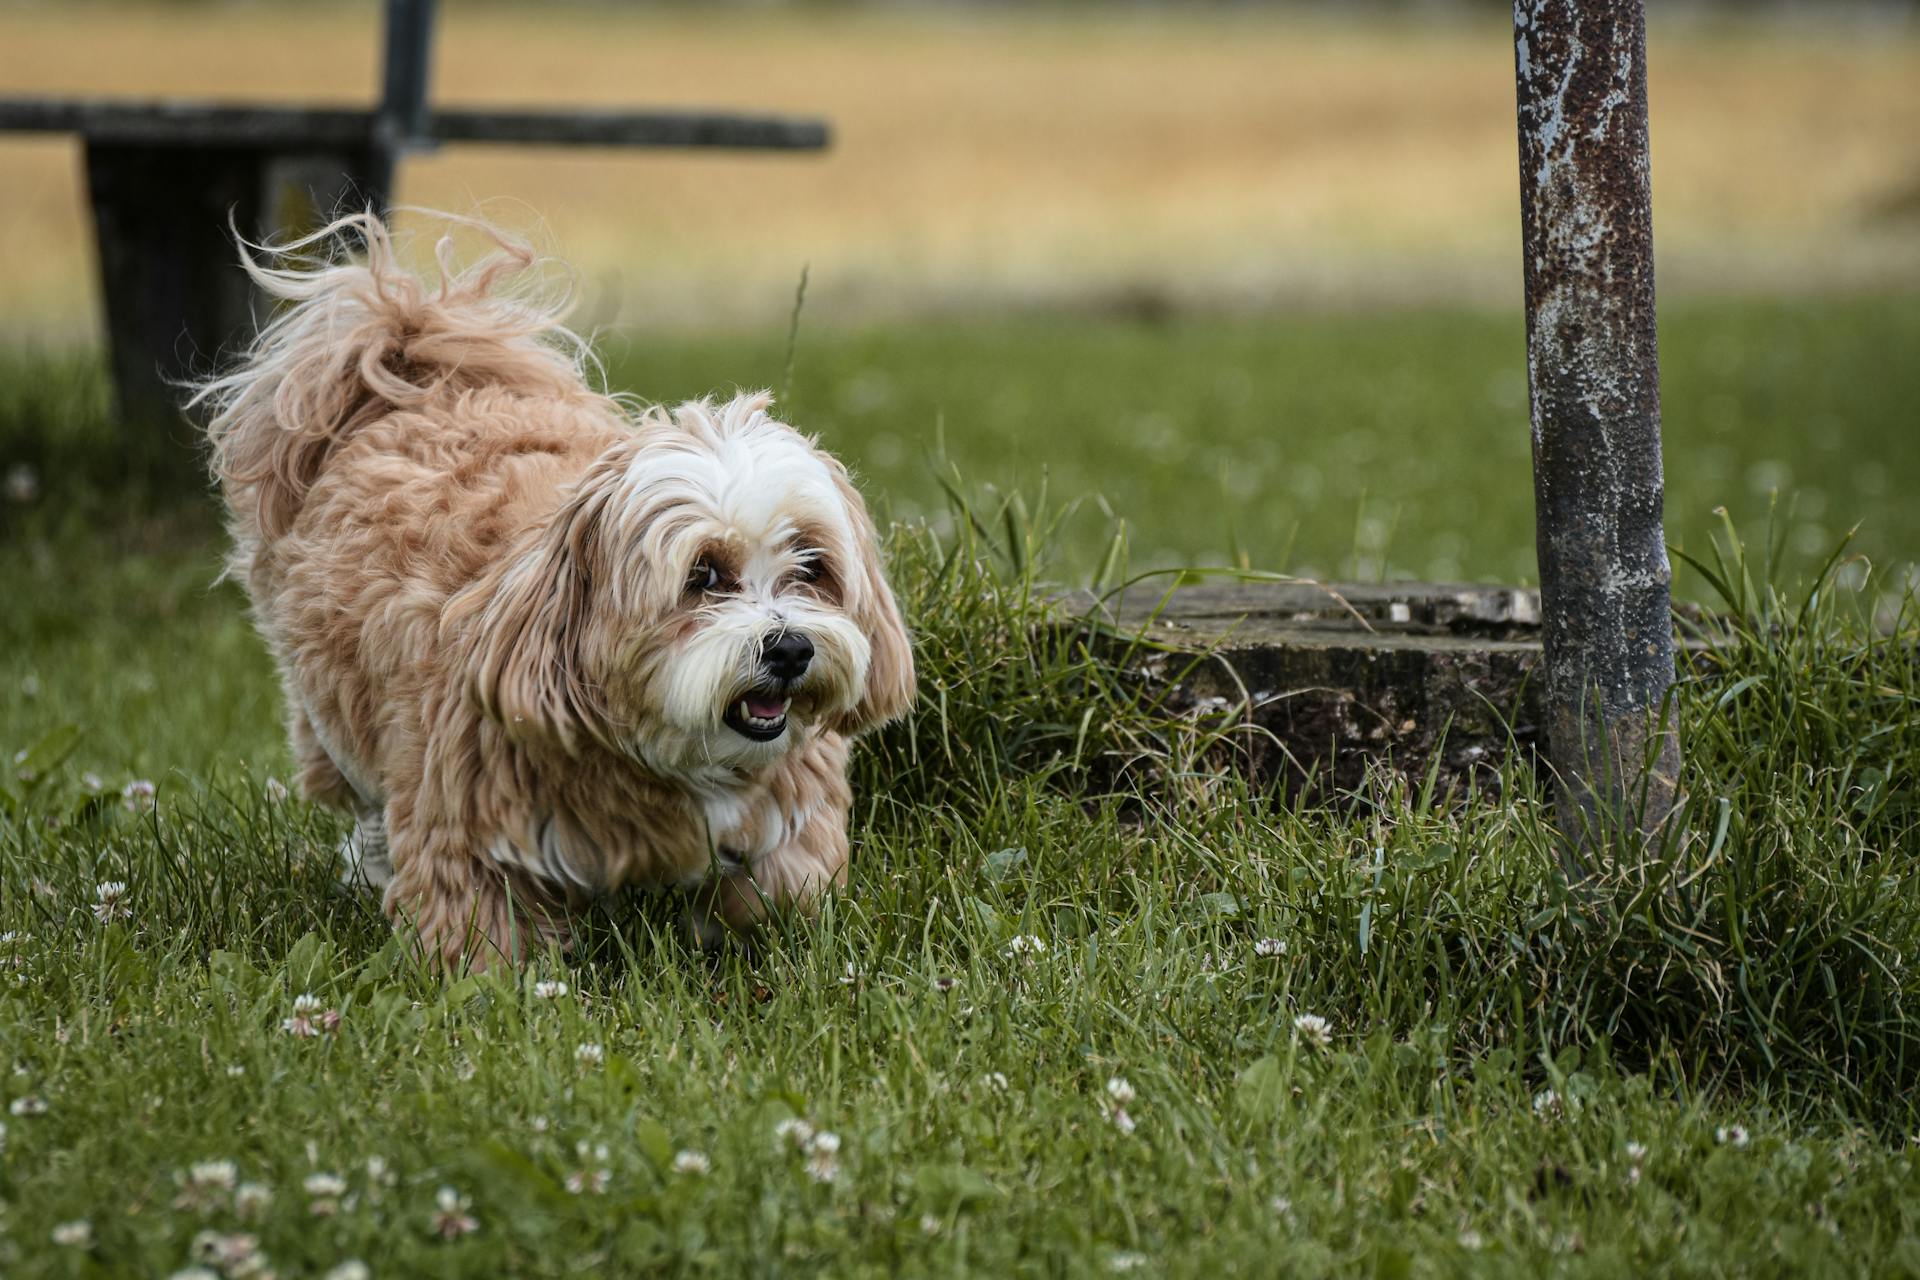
[687, 559, 721, 595]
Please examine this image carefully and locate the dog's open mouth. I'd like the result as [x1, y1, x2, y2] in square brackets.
[724, 691, 792, 742]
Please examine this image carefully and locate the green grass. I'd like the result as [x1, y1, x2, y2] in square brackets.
[2, 298, 1919, 1276]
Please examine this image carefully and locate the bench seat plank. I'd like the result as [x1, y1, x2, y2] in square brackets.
[0, 98, 829, 150]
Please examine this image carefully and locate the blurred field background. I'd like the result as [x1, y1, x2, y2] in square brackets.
[2, 1, 1918, 587]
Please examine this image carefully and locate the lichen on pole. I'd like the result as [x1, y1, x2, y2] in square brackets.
[1512, 0, 1680, 864]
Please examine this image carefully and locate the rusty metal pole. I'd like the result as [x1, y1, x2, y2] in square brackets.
[1513, 0, 1679, 870]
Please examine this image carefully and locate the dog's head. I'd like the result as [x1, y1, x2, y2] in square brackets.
[462, 393, 914, 778]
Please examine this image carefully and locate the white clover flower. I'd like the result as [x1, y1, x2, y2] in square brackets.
[920, 1213, 942, 1236]
[807, 1130, 841, 1156]
[323, 1262, 371, 1280]
[1716, 1125, 1750, 1148]
[672, 1149, 711, 1176]
[190, 1160, 239, 1191]
[528, 1115, 550, 1133]
[433, 1186, 478, 1239]
[10, 1094, 48, 1116]
[52, 1219, 93, 1248]
[805, 1150, 841, 1184]
[1270, 1196, 1292, 1216]
[982, 1072, 1009, 1092]
[1004, 935, 1047, 959]
[532, 980, 569, 999]
[1532, 1089, 1563, 1119]
[1109, 1107, 1137, 1136]
[1626, 1141, 1648, 1162]
[92, 879, 130, 924]
[367, 1155, 396, 1187]
[775, 1117, 816, 1149]
[1105, 1076, 1136, 1106]
[1253, 937, 1287, 958]
[292, 993, 323, 1015]
[1109, 1252, 1148, 1272]
[235, 1182, 273, 1218]
[1292, 1013, 1333, 1049]
[122, 779, 157, 812]
[226, 1064, 246, 1077]
[574, 1042, 604, 1067]
[264, 777, 289, 803]
[564, 1168, 611, 1195]
[1458, 1229, 1486, 1250]
[80, 771, 104, 794]
[304, 1172, 347, 1197]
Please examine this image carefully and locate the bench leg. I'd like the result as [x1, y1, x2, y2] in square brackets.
[83, 142, 380, 443]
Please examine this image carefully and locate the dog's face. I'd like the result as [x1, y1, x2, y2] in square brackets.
[466, 394, 914, 778]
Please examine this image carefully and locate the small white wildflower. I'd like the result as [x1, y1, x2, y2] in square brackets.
[982, 1072, 1009, 1092]
[10, 1094, 48, 1116]
[366, 1155, 396, 1187]
[1532, 1089, 1563, 1119]
[1109, 1107, 1137, 1136]
[564, 1168, 611, 1195]
[532, 980, 569, 1000]
[672, 1149, 711, 1176]
[1004, 934, 1047, 959]
[80, 771, 104, 793]
[263, 777, 289, 803]
[292, 993, 323, 1015]
[932, 975, 957, 994]
[805, 1149, 841, 1184]
[807, 1130, 841, 1156]
[235, 1182, 273, 1218]
[1270, 1196, 1292, 1216]
[574, 1042, 604, 1067]
[1109, 1252, 1148, 1273]
[92, 879, 130, 924]
[432, 1186, 478, 1239]
[121, 779, 157, 812]
[1626, 1141, 1648, 1162]
[1458, 1229, 1486, 1250]
[226, 1064, 246, 1077]
[1717, 1125, 1750, 1148]
[4, 463, 38, 504]
[1253, 937, 1287, 958]
[190, 1160, 238, 1191]
[1292, 1013, 1332, 1049]
[528, 1115, 551, 1133]
[305, 1172, 348, 1197]
[52, 1219, 93, 1247]
[920, 1213, 942, 1236]
[1105, 1076, 1136, 1106]
[775, 1117, 816, 1149]
[323, 1262, 371, 1280]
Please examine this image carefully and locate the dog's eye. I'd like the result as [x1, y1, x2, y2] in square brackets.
[687, 560, 721, 594]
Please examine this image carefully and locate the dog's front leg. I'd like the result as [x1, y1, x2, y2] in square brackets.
[690, 818, 850, 940]
[383, 825, 573, 972]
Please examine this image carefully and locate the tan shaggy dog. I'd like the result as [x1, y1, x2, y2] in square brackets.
[194, 212, 914, 970]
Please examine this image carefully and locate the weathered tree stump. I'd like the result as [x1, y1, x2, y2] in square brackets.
[1074, 581, 1550, 800]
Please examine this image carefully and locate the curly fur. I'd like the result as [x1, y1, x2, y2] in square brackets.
[193, 211, 914, 970]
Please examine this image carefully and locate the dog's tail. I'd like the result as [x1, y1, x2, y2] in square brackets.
[190, 210, 591, 544]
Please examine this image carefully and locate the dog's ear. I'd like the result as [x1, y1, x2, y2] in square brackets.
[828, 463, 916, 735]
[453, 454, 626, 756]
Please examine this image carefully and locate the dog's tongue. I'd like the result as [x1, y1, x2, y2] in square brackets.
[745, 695, 787, 720]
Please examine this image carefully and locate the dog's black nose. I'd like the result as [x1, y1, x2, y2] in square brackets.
[761, 631, 814, 681]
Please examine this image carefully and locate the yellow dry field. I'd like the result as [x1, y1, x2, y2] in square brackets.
[3, 4, 1918, 337]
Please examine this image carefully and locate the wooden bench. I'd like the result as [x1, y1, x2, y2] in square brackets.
[0, 0, 830, 428]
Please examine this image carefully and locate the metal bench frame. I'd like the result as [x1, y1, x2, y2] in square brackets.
[0, 0, 828, 425]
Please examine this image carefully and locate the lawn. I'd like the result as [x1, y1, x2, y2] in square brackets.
[2, 299, 1918, 1276]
